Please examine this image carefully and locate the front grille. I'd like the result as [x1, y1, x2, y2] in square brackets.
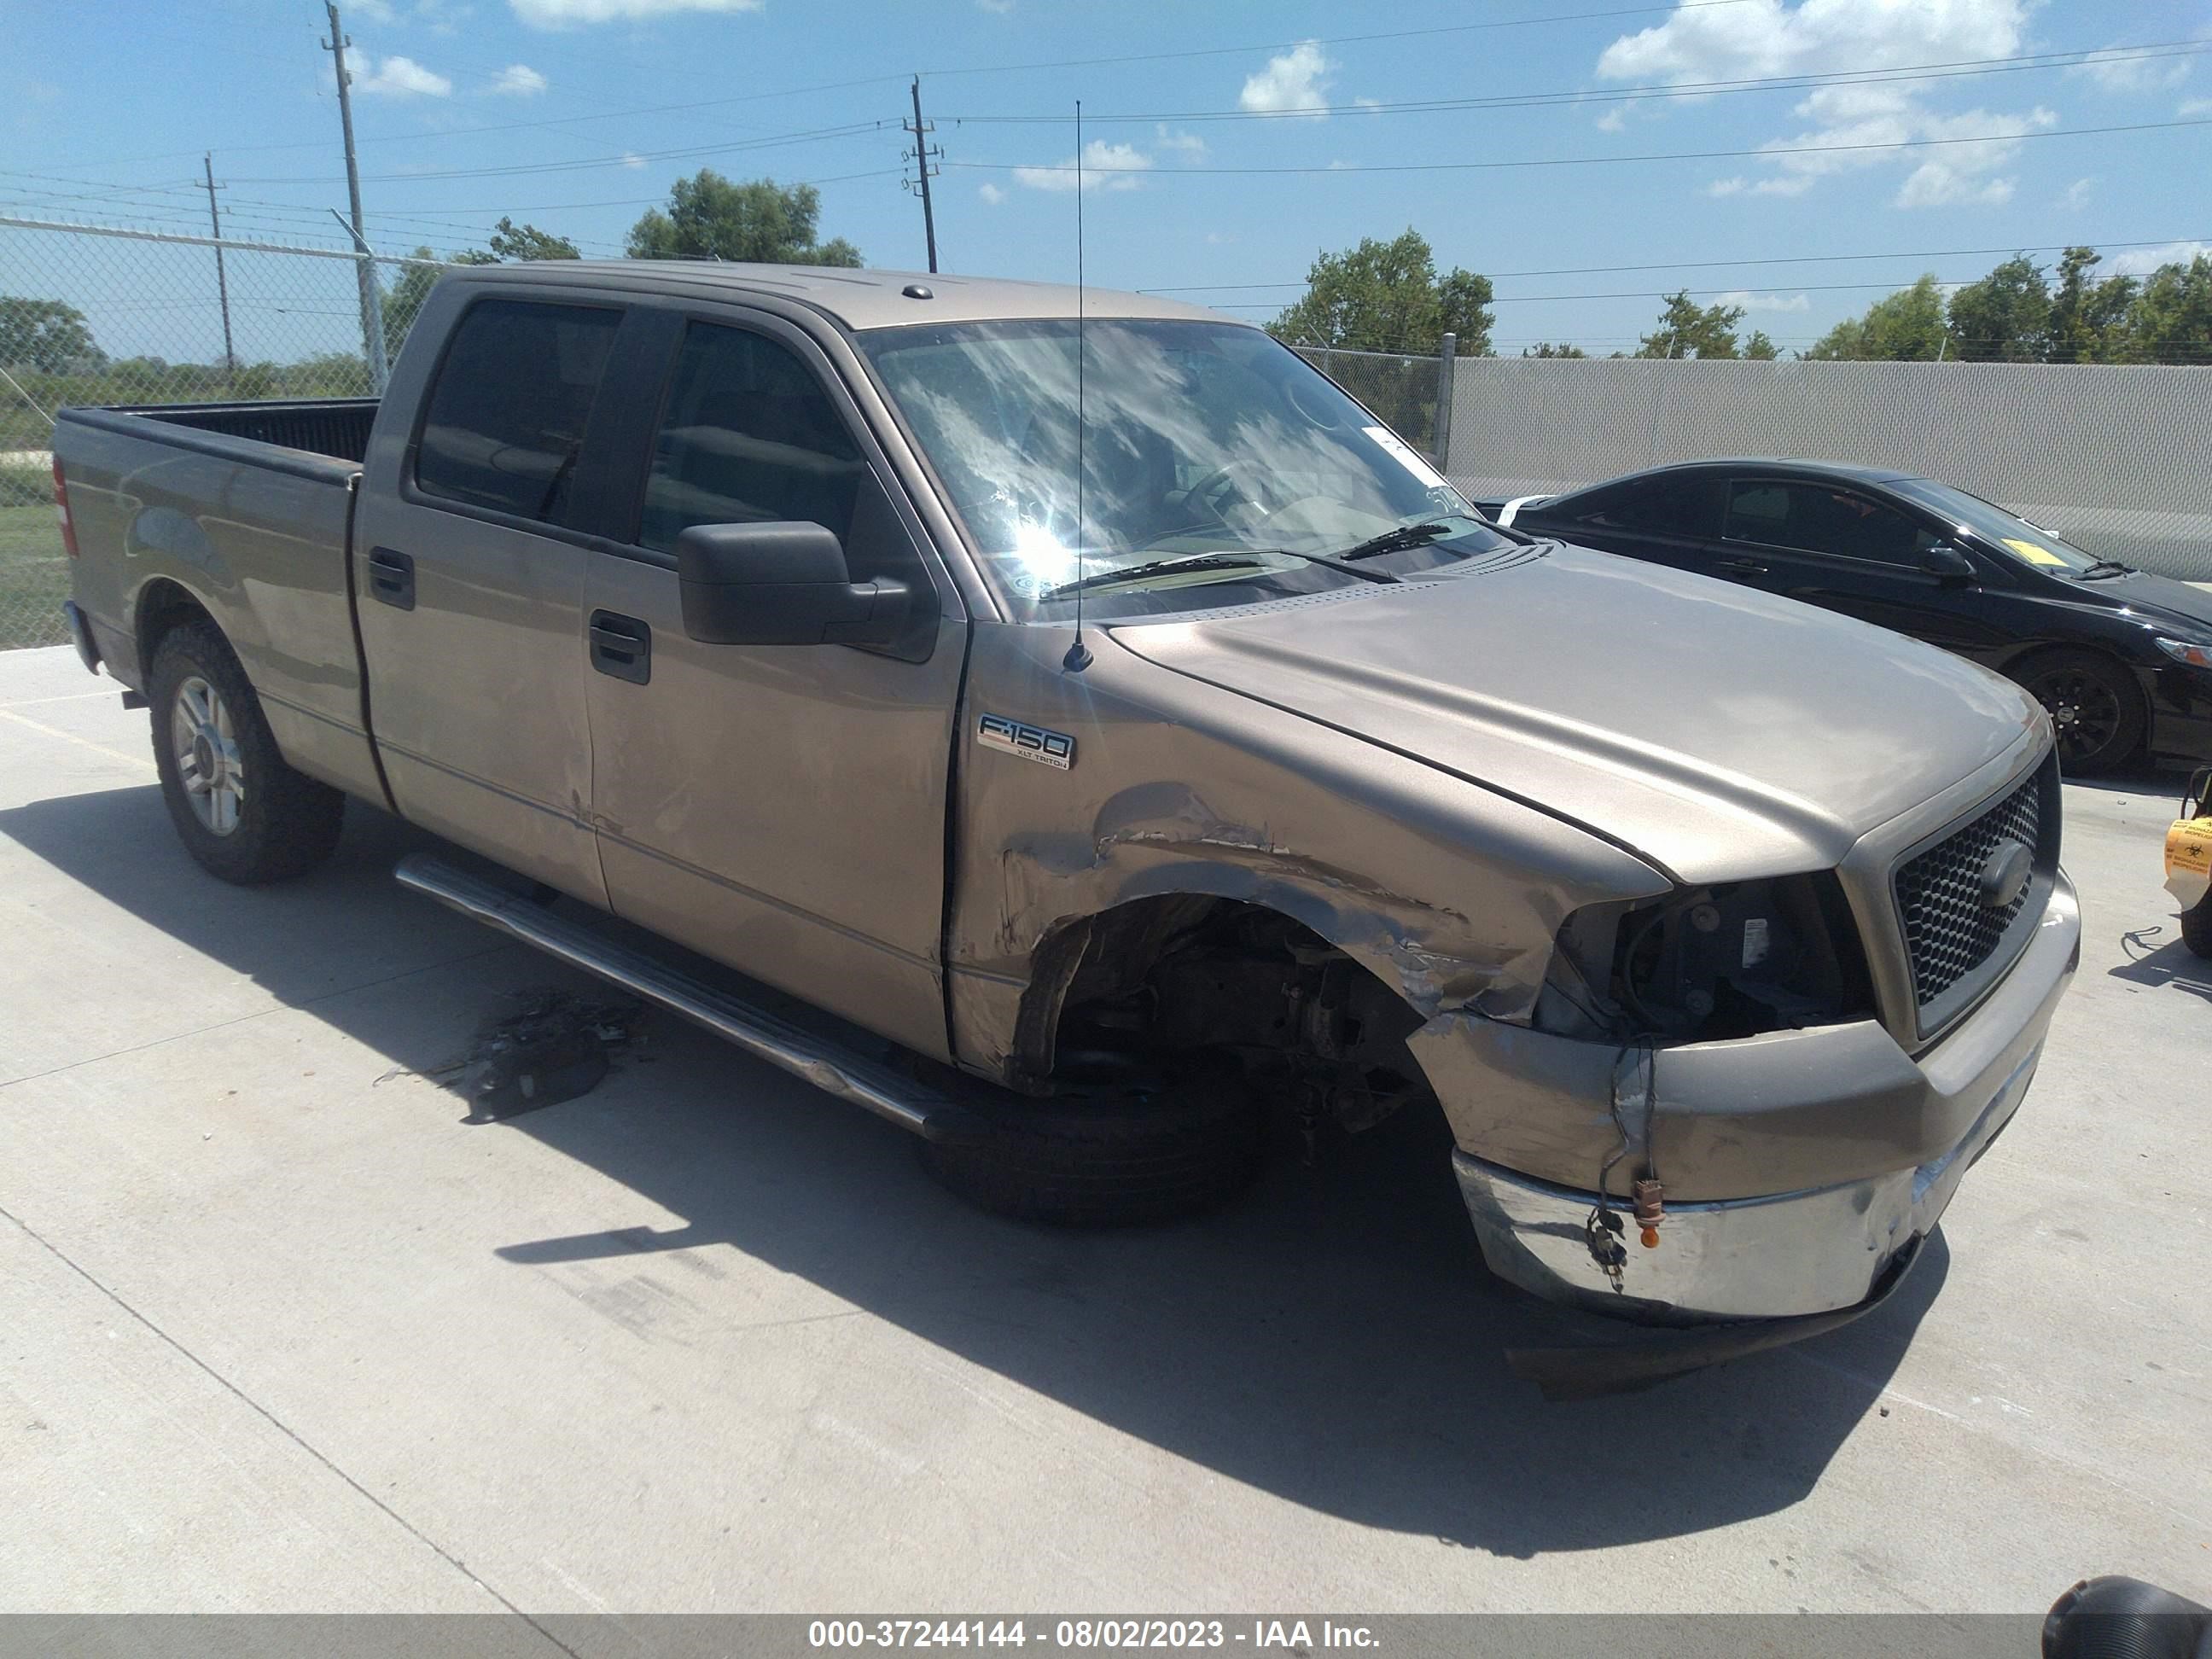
[1894, 757, 2053, 1021]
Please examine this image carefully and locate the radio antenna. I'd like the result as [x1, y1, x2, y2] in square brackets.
[1062, 97, 1093, 674]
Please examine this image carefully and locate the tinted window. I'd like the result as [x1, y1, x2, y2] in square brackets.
[1724, 480, 1933, 565]
[1578, 474, 1712, 537]
[415, 300, 619, 525]
[639, 323, 867, 554]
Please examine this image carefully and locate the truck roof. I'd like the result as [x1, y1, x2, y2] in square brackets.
[447, 259, 1234, 333]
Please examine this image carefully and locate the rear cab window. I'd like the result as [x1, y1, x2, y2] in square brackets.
[414, 298, 621, 527]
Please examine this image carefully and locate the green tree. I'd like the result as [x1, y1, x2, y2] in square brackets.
[1635, 289, 1746, 358]
[0, 296, 99, 372]
[1805, 274, 1950, 360]
[2117, 252, 2212, 364]
[1521, 341, 1587, 358]
[626, 172, 861, 266]
[1268, 229, 1493, 356]
[485, 217, 580, 262]
[1743, 329, 1778, 359]
[2046, 247, 2137, 364]
[1945, 253, 2050, 362]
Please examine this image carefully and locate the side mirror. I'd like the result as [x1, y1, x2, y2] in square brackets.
[1921, 542, 1976, 584]
[676, 521, 910, 647]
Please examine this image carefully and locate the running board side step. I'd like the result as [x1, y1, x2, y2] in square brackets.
[395, 854, 977, 1144]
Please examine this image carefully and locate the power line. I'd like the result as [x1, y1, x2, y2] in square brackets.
[1141, 237, 2212, 293]
[36, 0, 1757, 176]
[940, 39, 2212, 125]
[225, 119, 890, 186]
[955, 115, 2212, 179]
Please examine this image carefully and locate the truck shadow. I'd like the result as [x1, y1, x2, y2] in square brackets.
[3, 783, 1945, 1559]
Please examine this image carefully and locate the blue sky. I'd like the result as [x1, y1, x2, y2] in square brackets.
[5, 0, 2209, 359]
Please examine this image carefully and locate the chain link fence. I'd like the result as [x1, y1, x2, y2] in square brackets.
[1, 216, 451, 648]
[1289, 343, 1452, 465]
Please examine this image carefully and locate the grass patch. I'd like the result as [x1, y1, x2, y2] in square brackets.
[0, 501, 71, 650]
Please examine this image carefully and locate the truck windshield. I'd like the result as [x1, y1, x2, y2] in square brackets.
[858, 317, 1509, 620]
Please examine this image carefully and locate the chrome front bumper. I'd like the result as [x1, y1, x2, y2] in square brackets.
[1446, 874, 2079, 1325]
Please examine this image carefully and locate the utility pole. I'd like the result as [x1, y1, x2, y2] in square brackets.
[202, 154, 236, 389]
[322, 1, 390, 392]
[903, 76, 941, 273]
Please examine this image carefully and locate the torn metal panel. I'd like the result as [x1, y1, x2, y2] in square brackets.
[946, 623, 1672, 1080]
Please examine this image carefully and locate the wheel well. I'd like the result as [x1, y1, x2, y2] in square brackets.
[1022, 896, 1433, 1134]
[2006, 643, 2151, 748]
[135, 579, 216, 679]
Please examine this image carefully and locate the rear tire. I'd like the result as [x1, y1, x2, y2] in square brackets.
[2009, 648, 2145, 777]
[923, 1067, 1264, 1228]
[2183, 894, 2212, 960]
[148, 620, 345, 884]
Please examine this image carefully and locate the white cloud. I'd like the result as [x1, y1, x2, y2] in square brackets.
[619, 151, 646, 169]
[1239, 42, 1330, 119]
[2106, 240, 2209, 277]
[978, 182, 1007, 205]
[1713, 289, 1811, 312]
[509, 0, 760, 26]
[2070, 45, 2191, 95]
[1014, 139, 1150, 193]
[1205, 231, 1233, 245]
[489, 63, 547, 96]
[2183, 97, 2212, 117]
[351, 0, 399, 19]
[354, 55, 451, 96]
[1153, 124, 1207, 158]
[976, 0, 1015, 11]
[1595, 105, 1627, 132]
[1596, 0, 2046, 203]
[2059, 176, 2093, 209]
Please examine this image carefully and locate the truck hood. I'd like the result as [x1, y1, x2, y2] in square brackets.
[1109, 543, 2046, 882]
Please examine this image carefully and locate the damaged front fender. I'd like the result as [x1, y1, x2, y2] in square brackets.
[946, 623, 1673, 1082]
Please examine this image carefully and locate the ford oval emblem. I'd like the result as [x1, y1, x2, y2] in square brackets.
[1978, 839, 2033, 910]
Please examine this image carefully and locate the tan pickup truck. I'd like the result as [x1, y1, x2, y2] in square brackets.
[55, 260, 2078, 1379]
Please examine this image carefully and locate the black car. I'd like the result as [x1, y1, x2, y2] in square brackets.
[1479, 460, 2212, 774]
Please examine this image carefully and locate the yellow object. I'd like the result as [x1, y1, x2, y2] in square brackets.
[2002, 537, 2068, 568]
[2167, 814, 2212, 909]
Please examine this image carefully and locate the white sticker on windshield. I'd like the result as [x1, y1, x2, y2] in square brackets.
[1363, 426, 1448, 491]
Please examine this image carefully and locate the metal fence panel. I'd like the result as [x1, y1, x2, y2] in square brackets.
[1441, 355, 2212, 580]
[0, 218, 447, 648]
[1291, 344, 1446, 463]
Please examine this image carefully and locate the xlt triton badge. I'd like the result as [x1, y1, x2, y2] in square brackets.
[977, 713, 1074, 771]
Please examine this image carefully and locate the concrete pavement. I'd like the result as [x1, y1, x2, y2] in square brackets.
[2, 643, 2207, 1615]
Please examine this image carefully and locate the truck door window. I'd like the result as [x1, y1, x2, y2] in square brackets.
[1724, 480, 1932, 565]
[414, 300, 620, 526]
[638, 323, 869, 554]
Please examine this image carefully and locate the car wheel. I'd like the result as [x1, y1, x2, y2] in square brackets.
[922, 1065, 1264, 1228]
[2183, 894, 2212, 960]
[2010, 649, 2145, 776]
[148, 620, 346, 884]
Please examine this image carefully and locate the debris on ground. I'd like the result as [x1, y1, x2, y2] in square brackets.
[377, 990, 649, 1121]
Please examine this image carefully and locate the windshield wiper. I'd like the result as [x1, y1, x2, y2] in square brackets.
[2076, 558, 2136, 579]
[1038, 549, 1397, 602]
[1333, 519, 1457, 562]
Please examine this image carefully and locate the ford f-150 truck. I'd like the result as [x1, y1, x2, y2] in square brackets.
[55, 260, 2079, 1375]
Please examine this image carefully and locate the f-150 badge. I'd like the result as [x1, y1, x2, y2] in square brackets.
[977, 713, 1074, 771]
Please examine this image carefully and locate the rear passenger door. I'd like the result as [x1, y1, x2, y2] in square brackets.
[354, 289, 633, 905]
[1714, 478, 1996, 650]
[578, 306, 967, 1058]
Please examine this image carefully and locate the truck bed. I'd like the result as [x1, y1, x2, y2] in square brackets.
[55, 398, 387, 806]
[91, 397, 379, 464]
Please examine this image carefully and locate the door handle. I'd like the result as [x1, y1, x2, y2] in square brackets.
[589, 610, 651, 684]
[367, 547, 415, 610]
[1716, 556, 1768, 576]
